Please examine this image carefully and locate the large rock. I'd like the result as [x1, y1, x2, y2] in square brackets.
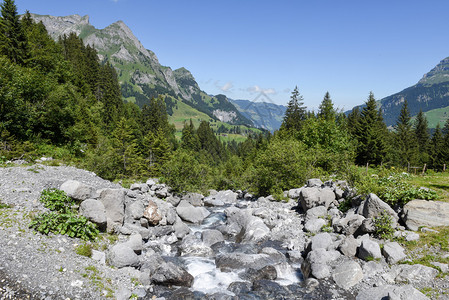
[176, 200, 210, 224]
[242, 216, 270, 243]
[99, 189, 125, 233]
[359, 193, 398, 226]
[338, 235, 359, 257]
[204, 190, 237, 206]
[356, 285, 429, 300]
[180, 234, 213, 257]
[310, 233, 333, 251]
[182, 193, 204, 207]
[305, 206, 328, 222]
[79, 199, 107, 231]
[201, 229, 224, 247]
[143, 199, 162, 225]
[402, 199, 449, 231]
[299, 187, 335, 211]
[122, 233, 143, 254]
[357, 239, 382, 261]
[216, 252, 282, 271]
[304, 218, 327, 233]
[332, 260, 364, 289]
[151, 262, 194, 287]
[382, 242, 406, 264]
[126, 201, 144, 221]
[173, 216, 191, 239]
[301, 248, 340, 279]
[106, 244, 140, 268]
[395, 264, 438, 283]
[60, 180, 93, 201]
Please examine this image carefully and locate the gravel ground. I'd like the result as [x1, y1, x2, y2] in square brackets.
[0, 163, 147, 300]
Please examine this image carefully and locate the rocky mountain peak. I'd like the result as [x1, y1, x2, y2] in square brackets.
[30, 14, 91, 39]
[418, 56, 449, 85]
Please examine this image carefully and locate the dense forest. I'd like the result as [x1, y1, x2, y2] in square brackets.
[1, 0, 449, 199]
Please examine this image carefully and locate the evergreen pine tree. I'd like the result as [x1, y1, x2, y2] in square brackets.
[181, 119, 199, 151]
[346, 106, 360, 136]
[414, 109, 430, 163]
[280, 86, 306, 132]
[318, 91, 336, 121]
[0, 0, 28, 65]
[430, 123, 444, 170]
[394, 100, 418, 166]
[355, 92, 388, 165]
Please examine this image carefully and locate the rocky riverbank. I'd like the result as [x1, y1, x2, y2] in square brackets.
[1, 163, 449, 299]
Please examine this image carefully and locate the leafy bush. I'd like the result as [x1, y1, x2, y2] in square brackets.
[29, 189, 99, 240]
[373, 211, 395, 240]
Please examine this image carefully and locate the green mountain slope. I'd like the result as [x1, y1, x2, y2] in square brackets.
[364, 57, 449, 127]
[30, 14, 253, 127]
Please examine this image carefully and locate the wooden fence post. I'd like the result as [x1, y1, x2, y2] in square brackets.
[444, 164, 447, 172]
[407, 162, 410, 173]
[366, 162, 369, 175]
[422, 164, 426, 175]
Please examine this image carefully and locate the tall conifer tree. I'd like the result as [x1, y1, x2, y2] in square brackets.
[280, 86, 307, 132]
[0, 0, 28, 64]
[394, 100, 417, 166]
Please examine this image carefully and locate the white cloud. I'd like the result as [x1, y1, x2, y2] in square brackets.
[221, 82, 233, 92]
[247, 85, 276, 95]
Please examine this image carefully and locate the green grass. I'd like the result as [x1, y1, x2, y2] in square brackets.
[406, 172, 449, 202]
[411, 106, 449, 129]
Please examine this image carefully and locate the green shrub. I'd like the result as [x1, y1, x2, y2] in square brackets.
[76, 242, 93, 257]
[29, 189, 99, 240]
[373, 211, 395, 240]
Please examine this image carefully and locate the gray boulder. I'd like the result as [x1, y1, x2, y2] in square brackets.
[310, 233, 333, 251]
[395, 264, 438, 284]
[216, 252, 280, 271]
[106, 244, 140, 268]
[332, 260, 364, 289]
[166, 195, 181, 207]
[173, 216, 191, 239]
[304, 218, 327, 233]
[288, 188, 303, 199]
[307, 178, 323, 187]
[60, 180, 93, 201]
[176, 200, 210, 224]
[382, 242, 406, 264]
[359, 193, 398, 226]
[99, 189, 125, 233]
[242, 216, 270, 243]
[122, 233, 143, 254]
[338, 235, 359, 257]
[302, 248, 340, 279]
[79, 199, 107, 231]
[299, 187, 335, 211]
[357, 239, 382, 261]
[201, 229, 224, 247]
[356, 285, 429, 300]
[402, 199, 449, 231]
[140, 250, 165, 275]
[125, 200, 144, 221]
[305, 206, 328, 222]
[180, 234, 213, 257]
[151, 262, 194, 287]
[204, 190, 237, 206]
[182, 193, 204, 206]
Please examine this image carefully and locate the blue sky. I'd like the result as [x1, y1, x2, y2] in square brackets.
[15, 0, 449, 110]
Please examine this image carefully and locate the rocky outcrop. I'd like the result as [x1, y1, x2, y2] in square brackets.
[402, 199, 449, 231]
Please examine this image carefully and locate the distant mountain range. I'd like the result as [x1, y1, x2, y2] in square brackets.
[30, 14, 286, 132]
[350, 57, 449, 128]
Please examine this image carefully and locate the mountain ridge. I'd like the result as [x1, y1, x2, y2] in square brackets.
[348, 56, 449, 128]
[30, 13, 262, 128]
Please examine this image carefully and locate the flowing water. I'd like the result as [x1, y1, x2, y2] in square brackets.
[180, 204, 303, 296]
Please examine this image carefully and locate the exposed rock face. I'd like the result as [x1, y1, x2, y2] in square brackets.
[402, 199, 449, 231]
[382, 242, 406, 264]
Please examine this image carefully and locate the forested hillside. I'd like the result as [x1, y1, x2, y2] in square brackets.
[2, 0, 449, 200]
